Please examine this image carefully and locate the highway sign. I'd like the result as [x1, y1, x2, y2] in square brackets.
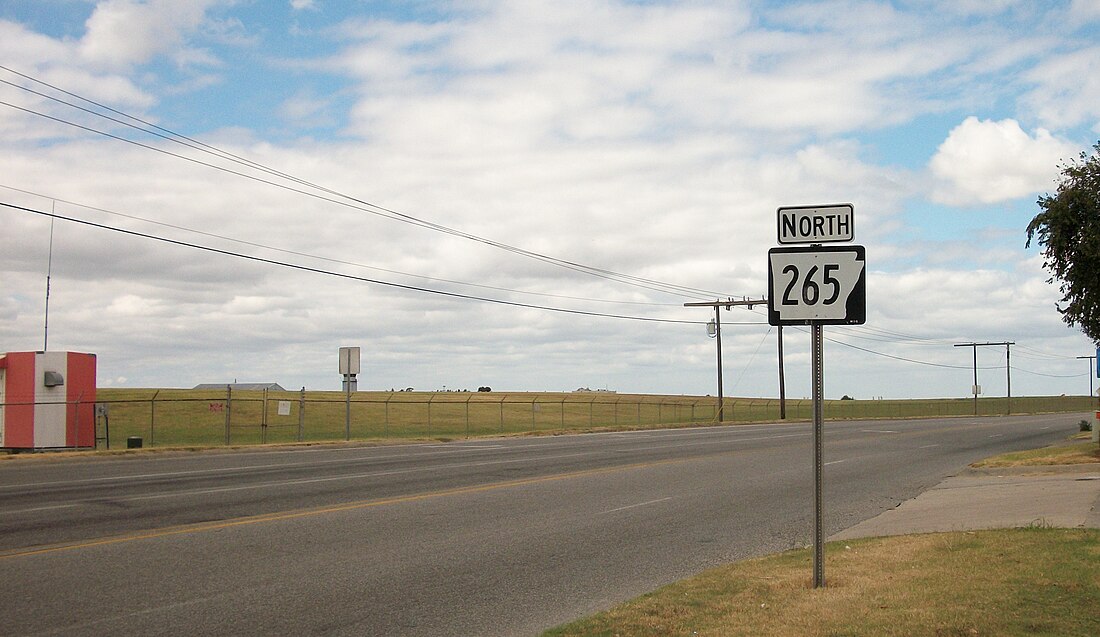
[768, 245, 866, 325]
[777, 204, 854, 244]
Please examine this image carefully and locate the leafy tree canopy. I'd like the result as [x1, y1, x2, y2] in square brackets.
[1027, 141, 1100, 344]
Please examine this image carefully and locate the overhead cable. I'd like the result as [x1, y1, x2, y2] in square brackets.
[2, 200, 746, 326]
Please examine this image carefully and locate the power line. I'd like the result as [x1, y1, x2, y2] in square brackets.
[0, 183, 686, 310]
[11, 194, 1085, 380]
[2, 68, 1091, 381]
[0, 65, 731, 301]
[8, 67, 1075, 365]
[2, 200, 716, 326]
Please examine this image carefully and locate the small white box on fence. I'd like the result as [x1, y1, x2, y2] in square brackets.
[277, 401, 292, 416]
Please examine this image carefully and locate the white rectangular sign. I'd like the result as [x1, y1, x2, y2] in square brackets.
[777, 204, 854, 244]
[768, 245, 866, 325]
[339, 346, 360, 375]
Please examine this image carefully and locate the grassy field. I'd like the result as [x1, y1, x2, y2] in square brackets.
[86, 388, 1095, 449]
[544, 528, 1100, 637]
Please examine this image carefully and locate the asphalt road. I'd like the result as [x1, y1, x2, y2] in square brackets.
[0, 413, 1083, 636]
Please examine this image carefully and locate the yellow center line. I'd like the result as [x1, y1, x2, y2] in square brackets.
[0, 455, 694, 561]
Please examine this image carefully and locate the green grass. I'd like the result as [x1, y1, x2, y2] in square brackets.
[84, 389, 1094, 450]
[544, 528, 1100, 637]
[972, 440, 1100, 468]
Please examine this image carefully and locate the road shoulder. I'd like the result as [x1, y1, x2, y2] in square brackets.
[831, 463, 1100, 541]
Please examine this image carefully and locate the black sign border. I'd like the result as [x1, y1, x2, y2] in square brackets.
[767, 245, 866, 326]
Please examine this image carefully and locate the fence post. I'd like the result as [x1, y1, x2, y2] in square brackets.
[149, 390, 158, 447]
[261, 388, 269, 445]
[427, 393, 434, 438]
[466, 394, 472, 438]
[224, 385, 232, 445]
[560, 396, 566, 429]
[499, 395, 506, 434]
[385, 392, 394, 437]
[298, 387, 305, 442]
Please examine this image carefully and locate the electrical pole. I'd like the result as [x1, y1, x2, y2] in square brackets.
[1077, 355, 1096, 398]
[685, 297, 768, 422]
[43, 211, 55, 351]
[955, 342, 1014, 415]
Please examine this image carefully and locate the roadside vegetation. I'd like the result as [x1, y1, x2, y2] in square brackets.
[972, 437, 1100, 468]
[544, 528, 1100, 637]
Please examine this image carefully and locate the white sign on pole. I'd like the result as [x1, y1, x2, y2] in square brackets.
[339, 347, 361, 375]
[777, 204, 854, 244]
[767, 245, 866, 325]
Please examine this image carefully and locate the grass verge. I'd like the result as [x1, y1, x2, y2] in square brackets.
[544, 528, 1100, 637]
[971, 439, 1100, 468]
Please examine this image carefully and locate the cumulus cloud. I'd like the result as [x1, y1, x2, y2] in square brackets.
[79, 0, 220, 71]
[928, 117, 1078, 205]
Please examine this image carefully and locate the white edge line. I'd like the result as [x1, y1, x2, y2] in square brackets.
[600, 497, 674, 515]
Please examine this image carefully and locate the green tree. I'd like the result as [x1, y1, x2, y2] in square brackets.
[1027, 141, 1100, 343]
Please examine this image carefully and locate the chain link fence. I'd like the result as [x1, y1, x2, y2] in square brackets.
[62, 389, 1095, 450]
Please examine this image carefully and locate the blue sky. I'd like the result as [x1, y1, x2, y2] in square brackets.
[2, 1, 1100, 400]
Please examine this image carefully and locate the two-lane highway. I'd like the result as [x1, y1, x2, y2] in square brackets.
[0, 413, 1083, 635]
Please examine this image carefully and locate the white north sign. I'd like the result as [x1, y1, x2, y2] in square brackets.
[777, 204, 854, 244]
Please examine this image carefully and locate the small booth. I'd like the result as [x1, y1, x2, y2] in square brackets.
[0, 351, 96, 450]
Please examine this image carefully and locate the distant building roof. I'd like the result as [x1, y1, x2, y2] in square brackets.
[193, 382, 286, 391]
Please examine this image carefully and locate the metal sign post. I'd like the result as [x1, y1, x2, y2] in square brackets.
[768, 204, 866, 589]
[811, 324, 825, 587]
[339, 347, 361, 441]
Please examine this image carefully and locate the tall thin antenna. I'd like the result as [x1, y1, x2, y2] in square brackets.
[43, 202, 55, 351]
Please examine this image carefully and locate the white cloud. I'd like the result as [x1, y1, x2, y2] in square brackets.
[1070, 0, 1100, 22]
[1022, 47, 1100, 131]
[928, 117, 1078, 205]
[78, 0, 221, 71]
[291, 0, 317, 10]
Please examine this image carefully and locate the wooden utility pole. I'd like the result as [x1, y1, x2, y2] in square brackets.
[685, 297, 768, 422]
[955, 341, 1014, 415]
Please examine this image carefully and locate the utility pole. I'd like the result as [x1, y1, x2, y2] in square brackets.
[685, 297, 768, 422]
[1077, 355, 1096, 398]
[43, 212, 55, 351]
[954, 342, 1014, 415]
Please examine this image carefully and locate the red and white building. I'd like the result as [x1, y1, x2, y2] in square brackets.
[0, 351, 96, 449]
